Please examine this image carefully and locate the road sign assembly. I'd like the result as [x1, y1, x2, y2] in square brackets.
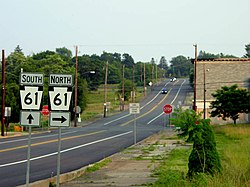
[20, 72, 44, 126]
[49, 74, 73, 127]
[129, 103, 140, 114]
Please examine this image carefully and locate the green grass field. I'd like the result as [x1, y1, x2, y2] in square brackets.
[152, 124, 250, 187]
[81, 85, 144, 120]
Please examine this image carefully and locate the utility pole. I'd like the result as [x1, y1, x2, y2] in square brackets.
[193, 44, 197, 111]
[155, 64, 157, 84]
[1, 50, 6, 136]
[74, 46, 78, 127]
[132, 65, 135, 102]
[203, 63, 206, 119]
[104, 61, 108, 117]
[152, 64, 154, 83]
[121, 64, 125, 111]
[144, 63, 146, 97]
[140, 63, 142, 82]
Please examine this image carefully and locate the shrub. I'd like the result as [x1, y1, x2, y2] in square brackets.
[187, 122, 222, 177]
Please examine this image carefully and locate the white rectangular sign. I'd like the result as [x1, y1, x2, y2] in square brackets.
[20, 73, 44, 86]
[129, 103, 140, 114]
[49, 112, 70, 127]
[20, 111, 41, 126]
[49, 74, 73, 86]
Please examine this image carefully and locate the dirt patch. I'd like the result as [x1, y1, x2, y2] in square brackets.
[61, 130, 183, 187]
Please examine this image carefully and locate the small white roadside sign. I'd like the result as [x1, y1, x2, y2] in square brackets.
[49, 112, 70, 127]
[20, 111, 41, 126]
[129, 103, 140, 114]
[20, 72, 44, 86]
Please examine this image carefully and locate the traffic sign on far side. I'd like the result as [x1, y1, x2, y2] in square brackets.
[163, 104, 173, 114]
[129, 103, 140, 114]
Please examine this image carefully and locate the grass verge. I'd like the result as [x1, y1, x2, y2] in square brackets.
[151, 124, 250, 187]
[85, 158, 112, 173]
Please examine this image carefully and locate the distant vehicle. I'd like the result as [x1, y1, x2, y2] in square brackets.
[170, 77, 177, 82]
[161, 87, 168, 94]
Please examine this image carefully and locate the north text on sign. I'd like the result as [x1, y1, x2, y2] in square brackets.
[49, 74, 73, 86]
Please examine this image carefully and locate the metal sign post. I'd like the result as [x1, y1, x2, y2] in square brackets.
[56, 127, 62, 187]
[129, 103, 140, 145]
[134, 114, 137, 144]
[19, 72, 44, 187]
[163, 114, 166, 130]
[163, 104, 173, 129]
[26, 126, 31, 187]
[48, 74, 73, 187]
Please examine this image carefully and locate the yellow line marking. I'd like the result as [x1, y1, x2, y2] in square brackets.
[0, 130, 106, 153]
[121, 88, 173, 126]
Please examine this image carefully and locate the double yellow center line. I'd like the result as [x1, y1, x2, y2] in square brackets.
[0, 130, 106, 153]
[120, 88, 172, 126]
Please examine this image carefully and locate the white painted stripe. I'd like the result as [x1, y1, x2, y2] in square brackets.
[0, 131, 78, 145]
[104, 81, 171, 126]
[147, 79, 186, 125]
[0, 131, 132, 168]
[104, 113, 131, 126]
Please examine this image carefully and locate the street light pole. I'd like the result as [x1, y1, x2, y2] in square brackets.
[132, 65, 135, 102]
[144, 63, 146, 97]
[203, 63, 207, 119]
[193, 44, 197, 111]
[74, 46, 78, 127]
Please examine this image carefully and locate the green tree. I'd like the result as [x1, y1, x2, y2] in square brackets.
[158, 56, 168, 70]
[118, 79, 133, 101]
[56, 47, 72, 61]
[210, 84, 250, 124]
[171, 108, 221, 177]
[198, 50, 237, 59]
[5, 83, 20, 122]
[3, 46, 31, 123]
[244, 43, 250, 58]
[122, 53, 135, 68]
[168, 55, 191, 77]
[187, 120, 221, 177]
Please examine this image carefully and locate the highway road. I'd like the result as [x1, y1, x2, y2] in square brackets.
[0, 78, 191, 186]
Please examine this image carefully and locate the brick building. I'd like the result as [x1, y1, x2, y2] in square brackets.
[194, 58, 250, 124]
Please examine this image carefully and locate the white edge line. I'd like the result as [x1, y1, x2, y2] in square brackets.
[0, 131, 78, 145]
[104, 114, 131, 125]
[104, 81, 171, 126]
[147, 79, 186, 125]
[0, 131, 133, 168]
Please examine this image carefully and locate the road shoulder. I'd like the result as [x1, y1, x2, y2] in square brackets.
[60, 130, 186, 187]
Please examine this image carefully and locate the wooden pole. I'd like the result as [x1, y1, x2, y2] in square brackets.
[104, 61, 108, 117]
[193, 44, 197, 111]
[74, 46, 78, 127]
[1, 50, 6, 136]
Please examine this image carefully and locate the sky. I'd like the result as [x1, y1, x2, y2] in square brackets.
[0, 0, 249, 63]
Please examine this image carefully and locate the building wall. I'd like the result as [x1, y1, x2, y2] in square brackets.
[195, 58, 250, 124]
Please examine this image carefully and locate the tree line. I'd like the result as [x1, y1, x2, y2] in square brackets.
[0, 46, 193, 123]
